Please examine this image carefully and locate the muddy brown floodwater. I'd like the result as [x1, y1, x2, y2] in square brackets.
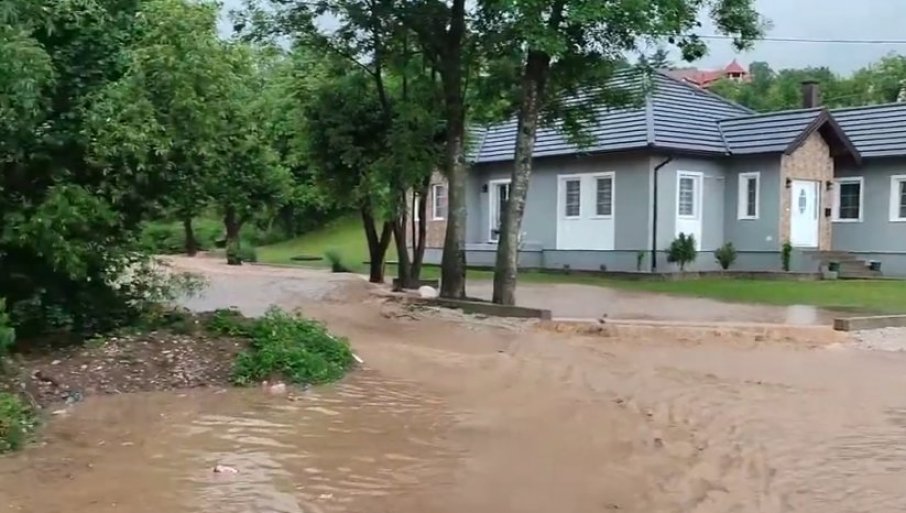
[4, 256, 906, 513]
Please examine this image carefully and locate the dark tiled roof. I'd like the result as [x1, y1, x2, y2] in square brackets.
[718, 108, 824, 154]
[832, 103, 906, 158]
[471, 71, 752, 164]
[651, 75, 752, 154]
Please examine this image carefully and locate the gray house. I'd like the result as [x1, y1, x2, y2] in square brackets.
[420, 72, 906, 276]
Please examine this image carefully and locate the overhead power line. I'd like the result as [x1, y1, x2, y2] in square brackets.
[697, 34, 906, 45]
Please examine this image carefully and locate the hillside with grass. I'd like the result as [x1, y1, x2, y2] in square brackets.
[257, 216, 397, 272]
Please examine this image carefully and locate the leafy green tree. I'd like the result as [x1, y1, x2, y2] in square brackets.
[300, 62, 396, 282]
[480, 0, 763, 305]
[213, 45, 294, 265]
[0, 0, 176, 338]
[89, 0, 237, 256]
[711, 53, 906, 112]
[239, 0, 442, 285]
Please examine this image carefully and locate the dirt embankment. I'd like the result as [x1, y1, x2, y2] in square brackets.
[1, 327, 246, 409]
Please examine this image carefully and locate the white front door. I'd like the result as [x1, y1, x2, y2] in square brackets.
[790, 180, 820, 247]
[675, 171, 703, 250]
[488, 180, 511, 242]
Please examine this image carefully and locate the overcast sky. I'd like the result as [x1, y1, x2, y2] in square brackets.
[698, 0, 906, 73]
[221, 0, 906, 74]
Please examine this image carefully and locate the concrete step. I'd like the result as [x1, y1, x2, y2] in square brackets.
[838, 270, 884, 279]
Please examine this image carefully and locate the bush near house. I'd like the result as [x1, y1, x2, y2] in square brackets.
[715, 242, 737, 270]
[667, 233, 698, 271]
[782, 241, 793, 272]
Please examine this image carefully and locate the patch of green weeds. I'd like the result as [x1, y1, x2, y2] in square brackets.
[231, 308, 355, 386]
[0, 393, 37, 453]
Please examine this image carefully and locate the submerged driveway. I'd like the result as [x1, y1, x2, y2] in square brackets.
[467, 281, 836, 325]
[168, 256, 834, 326]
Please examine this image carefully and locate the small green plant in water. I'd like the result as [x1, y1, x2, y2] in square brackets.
[715, 242, 737, 271]
[782, 241, 793, 272]
[226, 240, 251, 266]
[0, 393, 36, 453]
[231, 308, 355, 386]
[324, 249, 353, 273]
[636, 251, 646, 271]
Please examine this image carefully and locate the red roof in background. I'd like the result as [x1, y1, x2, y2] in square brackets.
[665, 61, 749, 89]
[724, 59, 746, 74]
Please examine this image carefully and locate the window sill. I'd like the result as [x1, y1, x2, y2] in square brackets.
[889, 218, 906, 223]
[737, 215, 760, 221]
[589, 215, 614, 220]
[431, 217, 446, 222]
[832, 218, 862, 223]
[563, 216, 582, 220]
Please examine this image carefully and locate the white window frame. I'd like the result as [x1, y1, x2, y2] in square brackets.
[890, 175, 906, 222]
[737, 172, 760, 220]
[487, 178, 511, 243]
[590, 172, 615, 219]
[833, 176, 863, 223]
[676, 171, 702, 220]
[560, 175, 583, 219]
[431, 183, 447, 220]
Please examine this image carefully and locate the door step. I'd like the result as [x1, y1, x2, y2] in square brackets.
[806, 251, 883, 279]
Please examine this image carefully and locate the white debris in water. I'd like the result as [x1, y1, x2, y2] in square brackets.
[352, 353, 364, 365]
[846, 328, 906, 352]
[261, 382, 287, 395]
[213, 464, 239, 474]
[418, 285, 438, 299]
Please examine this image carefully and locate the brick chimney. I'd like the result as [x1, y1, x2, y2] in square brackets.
[802, 80, 821, 108]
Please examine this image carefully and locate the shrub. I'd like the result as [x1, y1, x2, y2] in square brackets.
[231, 308, 355, 386]
[324, 249, 353, 273]
[205, 308, 251, 337]
[141, 218, 289, 258]
[0, 393, 36, 453]
[636, 251, 646, 271]
[714, 242, 737, 270]
[667, 233, 697, 271]
[0, 299, 14, 357]
[782, 241, 793, 272]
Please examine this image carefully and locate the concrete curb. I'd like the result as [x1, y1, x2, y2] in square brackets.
[833, 315, 906, 332]
[543, 318, 843, 345]
[402, 296, 553, 320]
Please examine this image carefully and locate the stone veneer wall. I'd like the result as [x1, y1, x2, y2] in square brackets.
[779, 132, 834, 250]
[405, 171, 448, 249]
[424, 171, 448, 248]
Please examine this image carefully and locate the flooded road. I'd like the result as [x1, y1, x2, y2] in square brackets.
[0, 371, 456, 513]
[5, 257, 906, 513]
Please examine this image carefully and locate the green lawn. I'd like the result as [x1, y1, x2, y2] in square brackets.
[258, 218, 906, 314]
[257, 216, 397, 271]
[535, 275, 906, 314]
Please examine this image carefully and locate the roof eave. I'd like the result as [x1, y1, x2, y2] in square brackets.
[782, 109, 863, 166]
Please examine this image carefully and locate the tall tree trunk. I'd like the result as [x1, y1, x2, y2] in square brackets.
[361, 206, 393, 283]
[411, 179, 429, 282]
[438, 0, 468, 299]
[492, 50, 552, 305]
[392, 218, 412, 290]
[224, 207, 242, 266]
[183, 216, 198, 257]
